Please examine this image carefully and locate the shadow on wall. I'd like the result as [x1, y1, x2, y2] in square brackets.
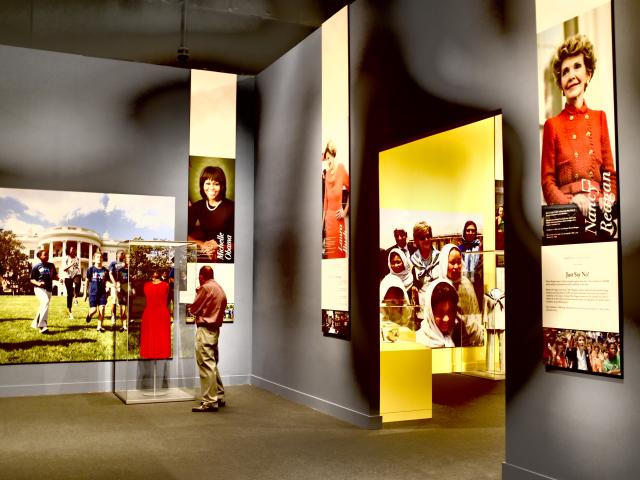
[254, 63, 319, 309]
[350, 0, 539, 409]
[130, 80, 191, 136]
[620, 1, 640, 330]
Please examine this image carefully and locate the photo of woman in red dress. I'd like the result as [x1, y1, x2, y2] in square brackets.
[322, 140, 350, 259]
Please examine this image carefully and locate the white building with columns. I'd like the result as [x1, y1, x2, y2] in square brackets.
[19, 226, 124, 295]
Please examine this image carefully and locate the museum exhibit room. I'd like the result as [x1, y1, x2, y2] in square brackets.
[0, 0, 639, 479]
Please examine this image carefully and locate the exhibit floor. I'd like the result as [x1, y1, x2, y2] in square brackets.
[0, 374, 504, 480]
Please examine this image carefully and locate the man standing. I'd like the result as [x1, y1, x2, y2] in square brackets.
[189, 265, 227, 412]
[387, 228, 415, 262]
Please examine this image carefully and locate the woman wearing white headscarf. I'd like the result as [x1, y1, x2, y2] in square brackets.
[436, 244, 483, 346]
[386, 247, 413, 290]
[386, 247, 420, 306]
[416, 279, 459, 348]
[379, 274, 411, 328]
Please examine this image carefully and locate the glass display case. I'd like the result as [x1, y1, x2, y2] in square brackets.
[113, 241, 200, 404]
[454, 250, 505, 379]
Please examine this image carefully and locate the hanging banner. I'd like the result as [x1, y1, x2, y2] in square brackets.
[187, 70, 237, 319]
[321, 7, 351, 339]
[536, 0, 622, 376]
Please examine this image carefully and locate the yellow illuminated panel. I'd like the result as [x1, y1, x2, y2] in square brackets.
[379, 116, 497, 251]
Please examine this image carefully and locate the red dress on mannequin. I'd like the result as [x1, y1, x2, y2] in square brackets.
[140, 280, 171, 359]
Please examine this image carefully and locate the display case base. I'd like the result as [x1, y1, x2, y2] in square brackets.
[380, 342, 432, 423]
[114, 387, 196, 404]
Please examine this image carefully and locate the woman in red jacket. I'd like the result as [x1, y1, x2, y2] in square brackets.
[541, 34, 616, 218]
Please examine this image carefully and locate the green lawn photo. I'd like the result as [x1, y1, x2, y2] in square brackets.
[0, 295, 140, 364]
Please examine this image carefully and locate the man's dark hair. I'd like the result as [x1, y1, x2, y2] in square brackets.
[199, 265, 214, 280]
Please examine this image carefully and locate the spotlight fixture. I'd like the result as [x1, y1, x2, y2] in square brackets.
[177, 0, 190, 67]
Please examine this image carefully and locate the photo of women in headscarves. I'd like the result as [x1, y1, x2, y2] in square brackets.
[188, 157, 235, 263]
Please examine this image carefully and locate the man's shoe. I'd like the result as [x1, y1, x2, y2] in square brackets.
[86, 315, 91, 324]
[218, 399, 226, 407]
[69, 313, 74, 320]
[192, 403, 218, 413]
[40, 327, 49, 334]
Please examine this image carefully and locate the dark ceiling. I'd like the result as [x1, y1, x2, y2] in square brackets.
[0, 0, 351, 74]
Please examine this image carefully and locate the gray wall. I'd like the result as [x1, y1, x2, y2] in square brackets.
[0, 45, 254, 395]
[253, 28, 375, 427]
[349, 0, 640, 478]
[504, 2, 640, 479]
[223, 75, 255, 384]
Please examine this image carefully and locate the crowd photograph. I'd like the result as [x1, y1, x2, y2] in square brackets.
[544, 328, 621, 375]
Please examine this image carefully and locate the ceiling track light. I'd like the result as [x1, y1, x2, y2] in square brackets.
[177, 0, 190, 67]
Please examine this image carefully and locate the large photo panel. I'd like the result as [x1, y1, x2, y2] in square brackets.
[187, 70, 237, 323]
[0, 187, 174, 364]
[321, 6, 351, 340]
[379, 115, 500, 350]
[537, 0, 622, 376]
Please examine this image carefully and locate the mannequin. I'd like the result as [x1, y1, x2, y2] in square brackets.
[483, 288, 505, 373]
